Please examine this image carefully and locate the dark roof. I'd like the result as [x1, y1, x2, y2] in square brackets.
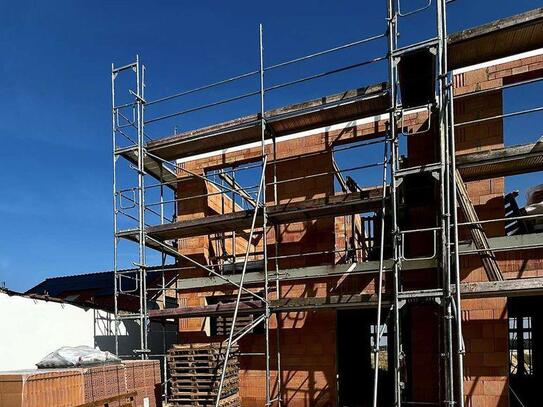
[26, 271, 117, 298]
[1, 286, 101, 310]
[26, 270, 153, 312]
[25, 268, 177, 312]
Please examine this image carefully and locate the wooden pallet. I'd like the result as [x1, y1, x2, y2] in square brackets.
[168, 343, 240, 407]
[168, 394, 241, 407]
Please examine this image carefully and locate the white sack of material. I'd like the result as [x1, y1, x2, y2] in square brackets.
[36, 345, 120, 368]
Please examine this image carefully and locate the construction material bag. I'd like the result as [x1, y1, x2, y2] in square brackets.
[36, 345, 120, 368]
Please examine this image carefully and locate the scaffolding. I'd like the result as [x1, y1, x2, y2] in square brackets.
[111, 2, 543, 406]
[383, 0, 463, 405]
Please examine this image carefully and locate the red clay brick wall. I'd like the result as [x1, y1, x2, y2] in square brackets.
[176, 174, 210, 270]
[237, 311, 337, 407]
[450, 51, 543, 407]
[335, 214, 365, 264]
[177, 134, 339, 406]
[176, 173, 261, 277]
[382, 52, 543, 406]
[461, 297, 509, 407]
[454, 71, 508, 407]
[269, 149, 335, 269]
[173, 52, 543, 406]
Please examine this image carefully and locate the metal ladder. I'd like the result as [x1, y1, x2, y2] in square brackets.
[372, 1, 465, 406]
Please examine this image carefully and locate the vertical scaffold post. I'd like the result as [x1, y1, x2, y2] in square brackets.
[112, 57, 149, 359]
[111, 63, 119, 357]
[268, 33, 283, 404]
[441, 0, 465, 403]
[449, 67, 466, 407]
[386, 1, 402, 406]
[259, 23, 272, 407]
[436, 0, 456, 404]
[371, 129, 390, 407]
[135, 55, 149, 358]
[272, 94, 283, 407]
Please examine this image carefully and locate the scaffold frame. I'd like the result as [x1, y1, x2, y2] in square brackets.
[110, 4, 543, 406]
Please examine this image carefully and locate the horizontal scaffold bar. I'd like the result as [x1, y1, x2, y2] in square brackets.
[148, 276, 543, 319]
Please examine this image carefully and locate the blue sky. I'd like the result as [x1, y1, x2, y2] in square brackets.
[0, 0, 541, 292]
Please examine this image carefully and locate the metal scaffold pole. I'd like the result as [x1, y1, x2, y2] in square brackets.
[259, 23, 272, 407]
[214, 24, 281, 407]
[436, 1, 456, 404]
[441, 0, 465, 403]
[449, 69, 466, 407]
[111, 63, 119, 357]
[271, 84, 283, 407]
[112, 56, 150, 360]
[371, 127, 390, 407]
[385, 1, 402, 406]
[385, 0, 465, 405]
[136, 56, 149, 358]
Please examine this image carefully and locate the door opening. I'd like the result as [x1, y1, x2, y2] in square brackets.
[337, 309, 393, 407]
[508, 296, 543, 407]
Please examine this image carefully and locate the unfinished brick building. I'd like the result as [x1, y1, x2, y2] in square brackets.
[111, 4, 543, 407]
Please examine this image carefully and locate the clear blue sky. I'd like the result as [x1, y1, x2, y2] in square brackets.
[0, 0, 541, 292]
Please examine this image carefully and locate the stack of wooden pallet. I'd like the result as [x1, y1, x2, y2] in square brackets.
[167, 343, 240, 407]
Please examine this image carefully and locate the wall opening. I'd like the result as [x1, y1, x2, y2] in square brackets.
[337, 309, 393, 407]
[508, 296, 543, 407]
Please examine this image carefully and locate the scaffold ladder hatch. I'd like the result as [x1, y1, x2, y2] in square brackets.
[372, 1, 465, 407]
